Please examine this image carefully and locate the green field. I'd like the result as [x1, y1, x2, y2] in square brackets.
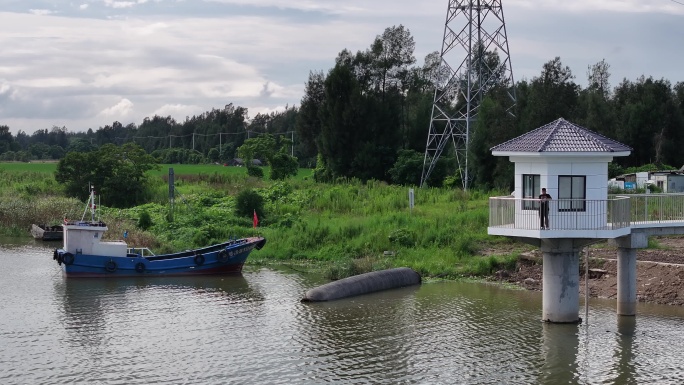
[0, 162, 58, 173]
[0, 162, 314, 180]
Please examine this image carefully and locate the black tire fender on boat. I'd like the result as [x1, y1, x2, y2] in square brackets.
[194, 253, 205, 266]
[62, 252, 75, 266]
[135, 262, 145, 273]
[105, 260, 117, 273]
[53, 249, 58, 261]
[217, 250, 229, 263]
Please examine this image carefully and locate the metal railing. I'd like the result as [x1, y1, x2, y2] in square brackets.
[620, 193, 684, 225]
[127, 247, 156, 257]
[489, 197, 631, 230]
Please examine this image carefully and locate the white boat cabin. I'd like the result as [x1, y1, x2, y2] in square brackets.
[63, 222, 128, 257]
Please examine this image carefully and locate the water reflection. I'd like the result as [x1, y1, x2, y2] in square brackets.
[539, 323, 580, 383]
[300, 286, 421, 383]
[4, 240, 684, 385]
[54, 275, 260, 349]
[614, 316, 637, 384]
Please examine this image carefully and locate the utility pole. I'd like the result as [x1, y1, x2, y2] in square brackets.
[421, 0, 516, 189]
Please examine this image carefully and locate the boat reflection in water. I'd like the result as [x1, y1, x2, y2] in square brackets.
[54, 274, 261, 349]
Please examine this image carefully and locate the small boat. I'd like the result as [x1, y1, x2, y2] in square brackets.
[52, 188, 266, 278]
[31, 224, 63, 241]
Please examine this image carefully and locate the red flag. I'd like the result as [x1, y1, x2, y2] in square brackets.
[253, 210, 259, 228]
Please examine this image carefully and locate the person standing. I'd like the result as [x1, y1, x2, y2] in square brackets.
[539, 188, 552, 229]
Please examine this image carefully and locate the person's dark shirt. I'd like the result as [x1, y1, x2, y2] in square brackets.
[539, 193, 551, 209]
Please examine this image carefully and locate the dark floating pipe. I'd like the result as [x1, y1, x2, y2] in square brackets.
[302, 267, 422, 302]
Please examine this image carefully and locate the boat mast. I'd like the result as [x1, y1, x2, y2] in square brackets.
[80, 185, 97, 222]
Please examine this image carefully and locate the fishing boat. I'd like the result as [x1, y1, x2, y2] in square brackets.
[31, 224, 63, 241]
[52, 188, 266, 277]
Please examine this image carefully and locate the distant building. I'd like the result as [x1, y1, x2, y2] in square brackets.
[650, 170, 684, 192]
[229, 158, 263, 167]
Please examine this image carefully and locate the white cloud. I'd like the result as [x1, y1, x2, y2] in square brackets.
[205, 0, 363, 15]
[79, 4, 89, 10]
[99, 98, 134, 117]
[104, 0, 136, 9]
[509, 0, 684, 14]
[152, 103, 204, 118]
[0, 81, 17, 100]
[125, 21, 169, 36]
[29, 9, 55, 16]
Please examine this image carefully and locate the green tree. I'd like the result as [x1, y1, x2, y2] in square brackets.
[613, 77, 683, 167]
[270, 152, 299, 180]
[389, 149, 423, 186]
[67, 138, 97, 153]
[578, 59, 616, 138]
[295, 71, 326, 166]
[318, 64, 365, 178]
[208, 147, 220, 163]
[237, 134, 298, 180]
[521, 57, 580, 130]
[56, 143, 158, 207]
[0, 125, 15, 156]
[470, 92, 516, 190]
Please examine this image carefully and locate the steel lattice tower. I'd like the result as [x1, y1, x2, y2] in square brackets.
[420, 0, 516, 188]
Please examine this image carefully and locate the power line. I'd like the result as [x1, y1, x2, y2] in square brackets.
[670, 0, 684, 6]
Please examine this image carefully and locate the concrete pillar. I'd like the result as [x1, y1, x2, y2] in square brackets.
[617, 247, 637, 316]
[542, 250, 580, 323]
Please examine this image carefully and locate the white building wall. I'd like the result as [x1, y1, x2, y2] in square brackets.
[636, 172, 649, 188]
[653, 175, 668, 192]
[510, 155, 613, 230]
[608, 179, 625, 190]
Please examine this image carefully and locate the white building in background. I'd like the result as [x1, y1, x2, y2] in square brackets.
[646, 171, 684, 192]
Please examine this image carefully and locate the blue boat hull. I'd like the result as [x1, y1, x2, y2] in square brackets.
[54, 237, 266, 278]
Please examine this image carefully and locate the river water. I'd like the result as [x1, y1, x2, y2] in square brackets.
[1, 240, 684, 384]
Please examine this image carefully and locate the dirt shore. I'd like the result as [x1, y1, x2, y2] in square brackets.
[490, 236, 684, 306]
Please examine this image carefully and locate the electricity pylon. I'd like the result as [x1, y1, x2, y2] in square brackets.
[420, 0, 516, 189]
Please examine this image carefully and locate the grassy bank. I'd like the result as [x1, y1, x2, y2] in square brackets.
[0, 163, 523, 279]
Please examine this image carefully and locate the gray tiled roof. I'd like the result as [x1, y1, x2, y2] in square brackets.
[490, 118, 632, 153]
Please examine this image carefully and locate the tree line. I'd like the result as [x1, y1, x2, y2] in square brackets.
[1, 25, 683, 190]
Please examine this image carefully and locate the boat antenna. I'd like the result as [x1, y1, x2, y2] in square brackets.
[80, 184, 97, 222]
[90, 186, 97, 222]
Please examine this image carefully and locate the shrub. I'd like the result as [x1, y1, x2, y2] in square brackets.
[234, 189, 264, 221]
[138, 210, 153, 230]
[388, 228, 415, 247]
[247, 166, 264, 179]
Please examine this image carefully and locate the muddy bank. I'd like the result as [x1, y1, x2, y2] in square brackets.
[490, 237, 684, 306]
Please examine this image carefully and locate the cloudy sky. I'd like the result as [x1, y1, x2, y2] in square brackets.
[1, 0, 682, 135]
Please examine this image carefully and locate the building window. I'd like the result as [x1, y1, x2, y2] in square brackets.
[522, 174, 540, 210]
[558, 175, 586, 211]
